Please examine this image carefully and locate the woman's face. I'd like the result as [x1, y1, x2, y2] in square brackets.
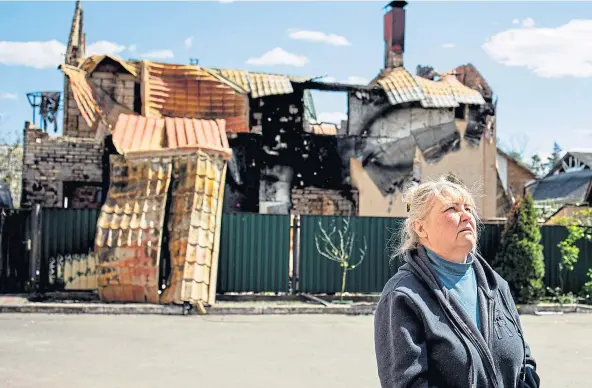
[414, 193, 477, 262]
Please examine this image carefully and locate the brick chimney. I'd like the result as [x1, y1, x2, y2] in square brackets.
[384, 1, 407, 69]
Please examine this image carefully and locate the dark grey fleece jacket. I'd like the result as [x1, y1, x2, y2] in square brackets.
[374, 246, 540, 388]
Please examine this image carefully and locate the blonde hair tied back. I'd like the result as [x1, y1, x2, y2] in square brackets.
[395, 176, 482, 258]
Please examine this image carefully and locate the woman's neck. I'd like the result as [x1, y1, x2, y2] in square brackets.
[423, 245, 469, 264]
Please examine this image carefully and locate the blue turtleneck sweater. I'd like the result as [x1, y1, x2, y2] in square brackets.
[425, 247, 481, 331]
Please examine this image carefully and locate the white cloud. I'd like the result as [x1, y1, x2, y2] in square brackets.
[0, 40, 65, 68]
[521, 17, 536, 28]
[482, 19, 592, 78]
[0, 92, 17, 100]
[246, 47, 309, 67]
[184, 36, 194, 49]
[0, 40, 130, 69]
[288, 29, 351, 46]
[442, 43, 456, 49]
[140, 50, 175, 60]
[86, 41, 126, 56]
[512, 18, 520, 25]
[342, 76, 369, 85]
[318, 112, 347, 124]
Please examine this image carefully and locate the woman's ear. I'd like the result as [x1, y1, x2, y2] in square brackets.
[413, 220, 428, 238]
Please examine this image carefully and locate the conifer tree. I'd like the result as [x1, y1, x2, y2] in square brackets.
[492, 193, 545, 303]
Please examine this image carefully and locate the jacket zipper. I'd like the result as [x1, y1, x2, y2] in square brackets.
[499, 289, 527, 382]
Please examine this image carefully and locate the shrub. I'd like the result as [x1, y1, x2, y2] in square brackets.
[491, 193, 545, 303]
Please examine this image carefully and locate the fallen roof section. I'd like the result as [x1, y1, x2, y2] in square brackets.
[112, 114, 232, 159]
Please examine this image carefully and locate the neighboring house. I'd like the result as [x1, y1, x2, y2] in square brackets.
[23, 0, 498, 220]
[496, 148, 537, 199]
[526, 150, 592, 219]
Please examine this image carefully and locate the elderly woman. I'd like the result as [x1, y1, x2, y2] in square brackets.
[374, 177, 540, 388]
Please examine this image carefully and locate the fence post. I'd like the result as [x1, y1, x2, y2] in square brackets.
[29, 204, 42, 292]
[291, 215, 301, 294]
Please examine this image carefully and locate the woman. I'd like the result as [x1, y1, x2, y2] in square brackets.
[374, 177, 540, 388]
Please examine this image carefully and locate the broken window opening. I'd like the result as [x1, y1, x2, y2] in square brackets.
[455, 104, 466, 120]
[63, 181, 102, 209]
[304, 90, 348, 136]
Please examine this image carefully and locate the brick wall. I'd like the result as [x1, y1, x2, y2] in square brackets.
[506, 159, 535, 197]
[64, 67, 136, 138]
[291, 188, 358, 216]
[22, 123, 104, 208]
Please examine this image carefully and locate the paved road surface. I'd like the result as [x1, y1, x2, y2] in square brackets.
[0, 313, 590, 387]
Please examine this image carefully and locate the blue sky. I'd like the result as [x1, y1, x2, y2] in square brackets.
[1, 1, 591, 162]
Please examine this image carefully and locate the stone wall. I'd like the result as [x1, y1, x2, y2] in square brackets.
[22, 123, 103, 208]
[291, 188, 358, 216]
[64, 64, 136, 138]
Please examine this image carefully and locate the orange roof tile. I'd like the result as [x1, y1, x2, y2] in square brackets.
[414, 76, 459, 108]
[61, 64, 137, 136]
[161, 152, 227, 306]
[141, 61, 249, 133]
[95, 155, 173, 304]
[112, 114, 231, 158]
[60, 64, 102, 129]
[442, 74, 486, 105]
[80, 55, 138, 77]
[371, 67, 425, 106]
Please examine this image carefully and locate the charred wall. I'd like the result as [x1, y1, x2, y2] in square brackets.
[251, 92, 303, 214]
[291, 187, 358, 216]
[223, 134, 261, 213]
[347, 92, 460, 194]
[22, 123, 103, 208]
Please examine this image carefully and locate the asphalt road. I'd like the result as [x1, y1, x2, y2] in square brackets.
[0, 313, 590, 388]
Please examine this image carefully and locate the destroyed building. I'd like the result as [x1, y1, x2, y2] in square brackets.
[22, 0, 500, 220]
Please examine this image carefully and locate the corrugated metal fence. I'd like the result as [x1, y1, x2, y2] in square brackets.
[1, 210, 591, 295]
[216, 213, 290, 293]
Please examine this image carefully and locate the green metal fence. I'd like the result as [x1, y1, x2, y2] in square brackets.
[298, 216, 404, 294]
[217, 213, 291, 293]
[4, 208, 591, 296]
[40, 208, 100, 290]
[298, 217, 592, 295]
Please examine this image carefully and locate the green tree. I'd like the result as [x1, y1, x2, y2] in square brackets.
[556, 209, 592, 294]
[492, 193, 545, 303]
[530, 154, 546, 177]
[547, 141, 563, 170]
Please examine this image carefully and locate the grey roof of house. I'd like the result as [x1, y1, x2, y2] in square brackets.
[570, 152, 592, 168]
[531, 169, 592, 202]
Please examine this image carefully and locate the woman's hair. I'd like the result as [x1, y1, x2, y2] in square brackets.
[395, 176, 482, 258]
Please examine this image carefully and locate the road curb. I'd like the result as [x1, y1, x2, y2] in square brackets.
[0, 303, 377, 316]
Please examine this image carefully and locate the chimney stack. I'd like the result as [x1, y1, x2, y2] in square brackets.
[384, 1, 407, 69]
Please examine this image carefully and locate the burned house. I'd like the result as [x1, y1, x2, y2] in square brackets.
[22, 1, 501, 222]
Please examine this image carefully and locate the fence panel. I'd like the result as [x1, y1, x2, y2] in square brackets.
[477, 223, 503, 263]
[298, 215, 404, 294]
[540, 226, 592, 293]
[217, 213, 291, 293]
[40, 208, 100, 291]
[0, 209, 32, 293]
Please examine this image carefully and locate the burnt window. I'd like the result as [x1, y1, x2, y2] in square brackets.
[455, 104, 466, 120]
[63, 181, 102, 209]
